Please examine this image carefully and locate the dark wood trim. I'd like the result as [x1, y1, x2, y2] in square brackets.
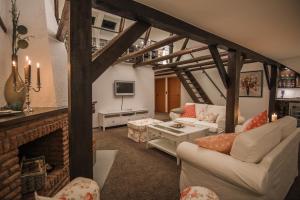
[56, 0, 70, 41]
[54, 0, 59, 23]
[135, 45, 207, 67]
[116, 34, 184, 64]
[69, 0, 93, 179]
[119, 17, 125, 32]
[153, 52, 227, 70]
[225, 50, 242, 133]
[268, 65, 278, 121]
[176, 38, 189, 62]
[92, 22, 150, 82]
[209, 45, 230, 89]
[155, 65, 217, 76]
[92, 0, 288, 69]
[0, 16, 7, 33]
[263, 63, 271, 90]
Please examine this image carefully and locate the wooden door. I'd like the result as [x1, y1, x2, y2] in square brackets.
[167, 77, 181, 112]
[155, 78, 166, 113]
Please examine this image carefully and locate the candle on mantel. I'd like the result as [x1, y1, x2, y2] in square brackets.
[12, 61, 16, 84]
[24, 56, 31, 83]
[271, 113, 278, 122]
[37, 62, 41, 88]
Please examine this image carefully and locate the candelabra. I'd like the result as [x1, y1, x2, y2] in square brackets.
[23, 59, 41, 112]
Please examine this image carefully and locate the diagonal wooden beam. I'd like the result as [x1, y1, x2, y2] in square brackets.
[0, 16, 7, 33]
[119, 17, 125, 32]
[143, 27, 151, 45]
[263, 63, 271, 90]
[56, 0, 70, 41]
[134, 45, 207, 67]
[153, 51, 227, 70]
[176, 38, 189, 62]
[115, 34, 184, 64]
[91, 21, 150, 82]
[209, 45, 229, 89]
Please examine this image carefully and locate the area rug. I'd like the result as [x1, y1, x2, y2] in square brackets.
[93, 150, 118, 190]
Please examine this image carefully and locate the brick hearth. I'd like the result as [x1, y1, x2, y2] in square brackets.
[0, 108, 69, 200]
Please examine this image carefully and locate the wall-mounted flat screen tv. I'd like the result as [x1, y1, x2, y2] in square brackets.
[114, 81, 135, 96]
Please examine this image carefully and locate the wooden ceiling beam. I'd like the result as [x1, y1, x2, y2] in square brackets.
[175, 38, 189, 62]
[0, 16, 7, 33]
[134, 45, 207, 67]
[153, 51, 227, 70]
[263, 63, 271, 90]
[209, 45, 230, 89]
[56, 0, 70, 41]
[92, 21, 150, 82]
[92, 0, 289, 69]
[115, 34, 184, 64]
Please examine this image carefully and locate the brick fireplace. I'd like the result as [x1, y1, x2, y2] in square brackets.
[0, 108, 69, 200]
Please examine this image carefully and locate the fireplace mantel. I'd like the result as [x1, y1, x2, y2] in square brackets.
[0, 107, 69, 200]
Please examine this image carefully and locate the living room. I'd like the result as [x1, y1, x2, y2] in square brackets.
[0, 0, 300, 200]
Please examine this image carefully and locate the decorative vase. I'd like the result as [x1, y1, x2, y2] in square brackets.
[4, 55, 26, 111]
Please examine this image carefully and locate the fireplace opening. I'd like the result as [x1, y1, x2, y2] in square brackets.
[18, 128, 69, 197]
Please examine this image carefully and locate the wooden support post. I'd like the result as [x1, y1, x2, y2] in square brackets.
[263, 63, 271, 90]
[143, 27, 151, 45]
[92, 22, 150, 82]
[225, 50, 242, 133]
[0, 16, 7, 33]
[69, 0, 93, 179]
[209, 45, 230, 89]
[54, 0, 59, 23]
[268, 65, 278, 121]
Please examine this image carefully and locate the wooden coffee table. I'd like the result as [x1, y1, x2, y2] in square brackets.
[147, 121, 209, 165]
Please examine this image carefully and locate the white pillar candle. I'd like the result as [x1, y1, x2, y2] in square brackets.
[271, 113, 278, 122]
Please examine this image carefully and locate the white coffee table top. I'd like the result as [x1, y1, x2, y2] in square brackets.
[147, 121, 208, 137]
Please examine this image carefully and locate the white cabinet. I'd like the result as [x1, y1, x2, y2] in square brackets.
[98, 109, 149, 131]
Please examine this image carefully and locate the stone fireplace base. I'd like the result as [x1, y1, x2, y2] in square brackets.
[0, 108, 69, 200]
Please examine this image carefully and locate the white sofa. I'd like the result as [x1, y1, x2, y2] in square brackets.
[170, 103, 244, 133]
[177, 116, 300, 200]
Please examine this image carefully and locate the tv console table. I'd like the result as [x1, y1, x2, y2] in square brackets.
[98, 108, 149, 131]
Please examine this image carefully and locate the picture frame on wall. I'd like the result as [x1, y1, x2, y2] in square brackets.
[239, 70, 263, 97]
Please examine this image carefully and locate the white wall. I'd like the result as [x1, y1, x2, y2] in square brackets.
[0, 0, 68, 108]
[92, 63, 155, 127]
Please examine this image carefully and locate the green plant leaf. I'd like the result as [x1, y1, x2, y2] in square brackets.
[17, 25, 28, 35]
[17, 39, 29, 49]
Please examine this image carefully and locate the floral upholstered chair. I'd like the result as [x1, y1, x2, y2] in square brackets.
[35, 177, 100, 200]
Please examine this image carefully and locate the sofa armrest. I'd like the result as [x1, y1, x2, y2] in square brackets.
[177, 142, 269, 195]
[169, 108, 183, 120]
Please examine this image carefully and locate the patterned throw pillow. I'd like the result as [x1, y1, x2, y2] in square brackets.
[243, 110, 268, 131]
[180, 186, 220, 200]
[203, 113, 219, 123]
[181, 104, 196, 118]
[195, 133, 239, 154]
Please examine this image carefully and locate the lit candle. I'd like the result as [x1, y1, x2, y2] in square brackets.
[37, 62, 41, 87]
[28, 60, 31, 83]
[12, 61, 16, 84]
[271, 113, 277, 122]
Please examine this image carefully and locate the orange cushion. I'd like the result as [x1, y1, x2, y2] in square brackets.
[243, 110, 268, 131]
[181, 104, 196, 118]
[195, 133, 239, 154]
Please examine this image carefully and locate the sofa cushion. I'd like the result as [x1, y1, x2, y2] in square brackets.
[186, 103, 208, 118]
[243, 110, 268, 131]
[195, 133, 239, 154]
[274, 116, 297, 140]
[230, 122, 281, 163]
[181, 104, 196, 118]
[206, 105, 226, 124]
